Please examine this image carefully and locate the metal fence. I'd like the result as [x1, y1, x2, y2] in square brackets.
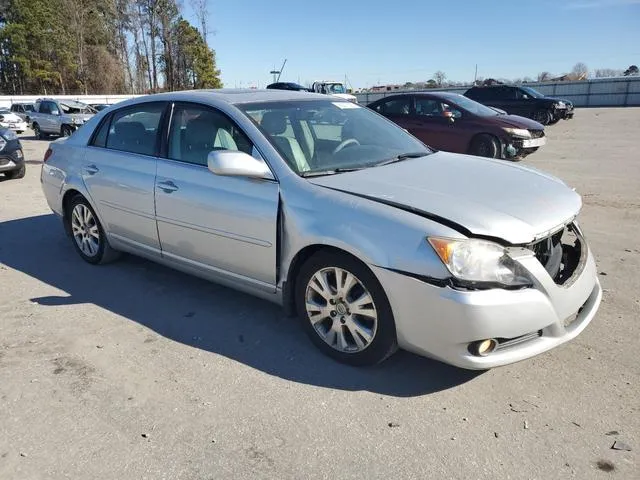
[0, 94, 140, 109]
[355, 77, 640, 107]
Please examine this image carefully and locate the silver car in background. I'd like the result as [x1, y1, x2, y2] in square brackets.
[40, 90, 601, 369]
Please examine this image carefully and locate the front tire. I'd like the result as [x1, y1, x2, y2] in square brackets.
[32, 123, 47, 140]
[295, 251, 398, 366]
[5, 165, 26, 180]
[66, 195, 120, 265]
[533, 109, 552, 125]
[469, 134, 501, 158]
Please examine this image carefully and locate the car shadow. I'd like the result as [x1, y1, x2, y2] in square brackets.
[0, 214, 481, 397]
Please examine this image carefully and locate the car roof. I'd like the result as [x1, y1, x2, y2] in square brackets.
[118, 89, 329, 106]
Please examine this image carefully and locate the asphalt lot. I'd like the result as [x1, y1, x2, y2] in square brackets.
[1, 109, 639, 479]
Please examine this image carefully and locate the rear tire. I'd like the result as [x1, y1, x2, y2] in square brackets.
[469, 134, 501, 158]
[66, 195, 120, 265]
[32, 123, 47, 140]
[295, 251, 398, 366]
[61, 125, 73, 137]
[5, 165, 26, 180]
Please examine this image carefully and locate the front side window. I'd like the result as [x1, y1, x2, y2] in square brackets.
[240, 100, 431, 176]
[168, 104, 252, 166]
[106, 103, 165, 156]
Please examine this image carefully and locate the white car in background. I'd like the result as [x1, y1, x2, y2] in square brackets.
[0, 108, 29, 133]
[311, 81, 358, 103]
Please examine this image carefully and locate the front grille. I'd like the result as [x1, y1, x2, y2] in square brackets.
[529, 130, 545, 139]
[528, 222, 585, 286]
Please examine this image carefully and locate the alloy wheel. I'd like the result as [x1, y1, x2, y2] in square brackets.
[305, 267, 378, 353]
[71, 204, 100, 257]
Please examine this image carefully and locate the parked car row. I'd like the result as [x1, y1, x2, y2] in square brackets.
[38, 89, 601, 369]
[0, 126, 25, 180]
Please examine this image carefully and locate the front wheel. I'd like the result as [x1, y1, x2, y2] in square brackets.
[469, 134, 501, 158]
[533, 109, 552, 125]
[547, 116, 561, 125]
[5, 165, 26, 180]
[61, 125, 73, 137]
[66, 195, 120, 265]
[295, 251, 398, 366]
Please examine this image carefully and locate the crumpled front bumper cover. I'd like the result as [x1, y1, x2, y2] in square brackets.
[371, 247, 600, 369]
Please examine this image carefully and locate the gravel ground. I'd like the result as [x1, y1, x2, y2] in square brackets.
[1, 108, 638, 479]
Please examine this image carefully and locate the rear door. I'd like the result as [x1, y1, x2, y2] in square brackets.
[82, 102, 167, 255]
[154, 102, 279, 288]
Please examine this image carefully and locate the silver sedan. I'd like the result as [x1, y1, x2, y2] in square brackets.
[40, 90, 601, 368]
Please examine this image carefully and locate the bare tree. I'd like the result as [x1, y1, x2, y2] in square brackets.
[594, 68, 623, 78]
[433, 71, 446, 86]
[537, 71, 551, 82]
[571, 62, 588, 79]
[190, 0, 209, 48]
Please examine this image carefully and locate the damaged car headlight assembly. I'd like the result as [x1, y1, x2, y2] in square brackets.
[428, 237, 533, 288]
[503, 127, 531, 138]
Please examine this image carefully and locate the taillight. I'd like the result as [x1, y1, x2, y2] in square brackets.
[44, 148, 52, 162]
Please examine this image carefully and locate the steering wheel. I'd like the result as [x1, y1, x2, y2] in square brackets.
[333, 138, 360, 154]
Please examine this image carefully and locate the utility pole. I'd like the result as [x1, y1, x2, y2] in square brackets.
[474, 64, 478, 85]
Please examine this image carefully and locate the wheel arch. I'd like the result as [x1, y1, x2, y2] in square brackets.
[468, 132, 502, 155]
[282, 244, 375, 317]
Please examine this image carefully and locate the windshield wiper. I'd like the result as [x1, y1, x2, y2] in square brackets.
[300, 167, 365, 178]
[375, 151, 430, 167]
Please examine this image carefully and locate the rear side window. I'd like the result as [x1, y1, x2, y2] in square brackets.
[91, 115, 112, 148]
[106, 103, 165, 156]
[374, 97, 411, 115]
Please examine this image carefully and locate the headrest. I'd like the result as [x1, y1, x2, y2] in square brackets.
[114, 121, 146, 138]
[260, 111, 287, 135]
[184, 117, 217, 146]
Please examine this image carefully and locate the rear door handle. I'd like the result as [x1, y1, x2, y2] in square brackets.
[157, 180, 179, 193]
[85, 165, 99, 175]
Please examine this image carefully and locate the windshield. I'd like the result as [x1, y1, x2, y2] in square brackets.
[520, 86, 544, 98]
[60, 101, 96, 114]
[240, 100, 431, 175]
[445, 95, 499, 117]
[325, 83, 346, 94]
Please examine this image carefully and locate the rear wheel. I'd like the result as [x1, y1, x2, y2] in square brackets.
[66, 195, 120, 265]
[61, 125, 73, 137]
[295, 251, 398, 366]
[5, 165, 25, 180]
[32, 123, 47, 140]
[533, 109, 552, 125]
[469, 134, 501, 158]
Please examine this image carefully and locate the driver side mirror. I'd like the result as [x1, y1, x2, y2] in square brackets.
[207, 150, 274, 180]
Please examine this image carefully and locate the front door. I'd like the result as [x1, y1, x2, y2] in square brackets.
[82, 102, 167, 254]
[154, 102, 279, 288]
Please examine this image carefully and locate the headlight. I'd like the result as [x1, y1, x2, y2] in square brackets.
[0, 136, 6, 151]
[555, 101, 566, 108]
[72, 117, 82, 124]
[503, 127, 531, 138]
[428, 237, 532, 287]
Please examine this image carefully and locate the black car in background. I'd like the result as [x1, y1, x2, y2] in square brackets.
[0, 126, 25, 180]
[464, 85, 574, 125]
[266, 82, 310, 92]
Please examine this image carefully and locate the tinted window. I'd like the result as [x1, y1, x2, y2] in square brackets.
[415, 98, 443, 117]
[40, 102, 55, 114]
[375, 97, 411, 115]
[91, 115, 112, 148]
[106, 103, 164, 156]
[168, 104, 252, 166]
[502, 87, 518, 100]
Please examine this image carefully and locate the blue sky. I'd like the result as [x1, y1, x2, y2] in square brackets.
[184, 0, 640, 88]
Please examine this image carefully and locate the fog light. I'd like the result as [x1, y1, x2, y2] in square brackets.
[470, 339, 498, 357]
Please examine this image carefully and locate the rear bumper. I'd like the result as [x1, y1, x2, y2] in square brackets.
[372, 247, 601, 370]
[0, 121, 29, 132]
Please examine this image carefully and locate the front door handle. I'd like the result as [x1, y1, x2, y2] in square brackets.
[157, 180, 179, 193]
[85, 164, 99, 175]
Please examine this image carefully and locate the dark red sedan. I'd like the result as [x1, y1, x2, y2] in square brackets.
[368, 92, 547, 160]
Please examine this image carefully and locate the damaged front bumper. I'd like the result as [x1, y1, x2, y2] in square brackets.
[372, 222, 601, 369]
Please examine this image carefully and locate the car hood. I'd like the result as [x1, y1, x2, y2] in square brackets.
[308, 152, 581, 244]
[546, 96, 573, 106]
[490, 114, 544, 130]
